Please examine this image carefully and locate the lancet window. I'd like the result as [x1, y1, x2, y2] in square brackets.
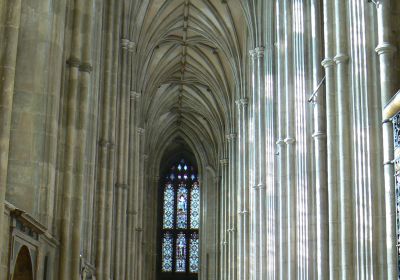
[159, 159, 200, 277]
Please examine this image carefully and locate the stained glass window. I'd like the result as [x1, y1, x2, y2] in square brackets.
[177, 185, 188, 229]
[190, 183, 200, 229]
[163, 184, 175, 229]
[189, 233, 199, 273]
[176, 233, 187, 272]
[392, 113, 400, 275]
[159, 159, 200, 276]
[162, 232, 173, 272]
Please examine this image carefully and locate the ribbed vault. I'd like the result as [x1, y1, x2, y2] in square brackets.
[130, 0, 248, 168]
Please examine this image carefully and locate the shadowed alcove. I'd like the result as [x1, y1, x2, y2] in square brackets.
[12, 246, 33, 280]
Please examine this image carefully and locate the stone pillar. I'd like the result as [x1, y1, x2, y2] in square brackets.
[219, 158, 229, 279]
[0, 0, 22, 261]
[227, 133, 237, 280]
[376, 0, 397, 278]
[275, 0, 287, 277]
[104, 0, 122, 276]
[94, 1, 117, 278]
[134, 129, 146, 280]
[70, 1, 94, 279]
[334, 0, 353, 278]
[236, 98, 249, 280]
[59, 1, 85, 278]
[256, 46, 267, 280]
[311, 0, 329, 278]
[322, 0, 338, 278]
[283, 0, 297, 277]
[127, 91, 140, 280]
[113, 37, 131, 280]
[248, 48, 260, 280]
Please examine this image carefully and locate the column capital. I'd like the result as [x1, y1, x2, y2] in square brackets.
[135, 227, 143, 232]
[376, 42, 397, 55]
[312, 131, 327, 139]
[226, 133, 237, 141]
[321, 58, 335, 68]
[334, 53, 349, 64]
[79, 63, 93, 73]
[220, 158, 229, 165]
[276, 138, 285, 146]
[130, 91, 141, 99]
[236, 98, 248, 107]
[128, 41, 137, 52]
[121, 38, 130, 49]
[137, 127, 145, 135]
[249, 49, 257, 59]
[66, 56, 81, 68]
[255, 46, 265, 58]
[98, 139, 109, 148]
[284, 137, 296, 145]
[257, 183, 266, 190]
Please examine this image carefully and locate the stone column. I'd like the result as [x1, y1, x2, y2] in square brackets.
[105, 0, 122, 276]
[255, 46, 267, 280]
[228, 133, 237, 280]
[376, 0, 397, 278]
[70, 1, 94, 279]
[134, 129, 146, 280]
[236, 98, 249, 280]
[322, 0, 338, 278]
[59, 1, 84, 278]
[283, 0, 297, 277]
[95, 0, 116, 278]
[127, 91, 140, 280]
[311, 0, 329, 278]
[219, 158, 229, 279]
[113, 37, 130, 280]
[0, 0, 22, 260]
[334, 0, 353, 278]
[275, 0, 287, 277]
[248, 47, 260, 280]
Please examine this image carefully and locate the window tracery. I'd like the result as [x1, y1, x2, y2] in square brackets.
[159, 159, 200, 275]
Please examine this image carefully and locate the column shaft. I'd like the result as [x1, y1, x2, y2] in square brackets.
[95, 0, 115, 278]
[59, 1, 84, 278]
[283, 0, 297, 277]
[334, 0, 353, 278]
[311, 0, 329, 278]
[71, 1, 95, 279]
[276, 0, 287, 277]
[0, 0, 22, 261]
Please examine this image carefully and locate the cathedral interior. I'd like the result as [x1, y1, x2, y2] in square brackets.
[0, 0, 400, 279]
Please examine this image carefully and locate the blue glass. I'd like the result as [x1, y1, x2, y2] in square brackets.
[176, 233, 186, 272]
[162, 232, 173, 272]
[190, 182, 200, 229]
[176, 185, 188, 229]
[163, 184, 175, 229]
[189, 233, 199, 273]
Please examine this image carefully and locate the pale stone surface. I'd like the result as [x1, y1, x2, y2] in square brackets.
[0, 0, 399, 280]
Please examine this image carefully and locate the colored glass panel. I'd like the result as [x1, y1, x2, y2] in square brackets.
[176, 185, 188, 229]
[190, 183, 200, 229]
[163, 184, 175, 229]
[189, 233, 199, 273]
[175, 233, 186, 272]
[162, 233, 173, 272]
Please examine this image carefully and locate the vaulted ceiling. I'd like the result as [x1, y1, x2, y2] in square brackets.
[129, 0, 248, 168]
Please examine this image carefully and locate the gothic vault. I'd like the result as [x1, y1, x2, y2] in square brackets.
[0, 0, 399, 279]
